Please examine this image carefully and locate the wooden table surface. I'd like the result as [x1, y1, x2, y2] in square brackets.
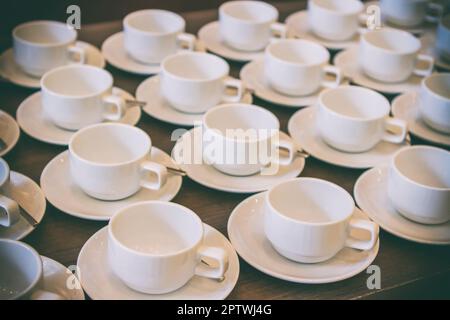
[1, 2, 449, 300]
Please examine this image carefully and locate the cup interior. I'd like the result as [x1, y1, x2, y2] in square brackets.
[124, 10, 184, 34]
[0, 240, 41, 300]
[311, 0, 363, 14]
[41, 65, 112, 97]
[163, 53, 229, 81]
[267, 178, 355, 224]
[13, 21, 76, 45]
[363, 29, 420, 54]
[110, 202, 203, 255]
[220, 1, 277, 23]
[267, 39, 329, 66]
[0, 158, 9, 187]
[423, 73, 450, 99]
[320, 86, 390, 120]
[70, 124, 150, 164]
[393, 147, 450, 189]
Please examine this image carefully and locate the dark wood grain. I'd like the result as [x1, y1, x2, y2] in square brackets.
[1, 2, 449, 300]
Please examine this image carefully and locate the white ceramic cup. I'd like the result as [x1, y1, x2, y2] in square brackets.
[418, 73, 450, 134]
[308, 0, 364, 41]
[41, 65, 128, 131]
[265, 178, 379, 263]
[13, 21, 86, 77]
[317, 86, 407, 152]
[219, 0, 287, 52]
[0, 158, 20, 228]
[69, 123, 168, 201]
[123, 9, 197, 64]
[436, 14, 450, 62]
[202, 103, 296, 176]
[359, 29, 434, 83]
[265, 39, 342, 96]
[108, 201, 229, 294]
[0, 240, 64, 300]
[388, 146, 450, 225]
[160, 52, 244, 113]
[380, 0, 444, 27]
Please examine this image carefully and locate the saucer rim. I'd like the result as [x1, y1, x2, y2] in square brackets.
[0, 110, 20, 157]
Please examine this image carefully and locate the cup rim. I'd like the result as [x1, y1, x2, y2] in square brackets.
[0, 239, 43, 300]
[41, 65, 113, 99]
[219, 0, 278, 25]
[123, 9, 185, 36]
[0, 157, 9, 187]
[392, 145, 450, 191]
[422, 73, 450, 102]
[266, 177, 356, 226]
[309, 0, 364, 16]
[361, 28, 421, 55]
[68, 123, 151, 167]
[108, 201, 204, 257]
[13, 20, 77, 48]
[318, 85, 390, 122]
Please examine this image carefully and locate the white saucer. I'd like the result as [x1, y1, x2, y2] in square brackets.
[102, 32, 206, 75]
[286, 11, 359, 50]
[228, 192, 380, 284]
[392, 92, 450, 146]
[40, 149, 182, 221]
[172, 127, 305, 193]
[354, 166, 450, 245]
[288, 107, 410, 169]
[77, 224, 239, 300]
[0, 171, 46, 240]
[17, 88, 141, 146]
[198, 21, 264, 62]
[420, 32, 450, 71]
[0, 110, 20, 157]
[41, 256, 85, 300]
[334, 46, 425, 94]
[0, 41, 105, 89]
[136, 75, 253, 126]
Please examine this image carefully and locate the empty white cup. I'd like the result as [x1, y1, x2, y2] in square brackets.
[0, 158, 20, 228]
[388, 146, 450, 225]
[202, 103, 296, 176]
[41, 65, 128, 130]
[418, 73, 450, 134]
[69, 123, 168, 201]
[219, 1, 287, 52]
[265, 178, 379, 263]
[308, 0, 364, 41]
[380, 0, 444, 27]
[160, 52, 244, 113]
[360, 29, 434, 83]
[123, 9, 196, 64]
[265, 39, 342, 96]
[13, 21, 86, 77]
[317, 86, 407, 152]
[108, 201, 229, 294]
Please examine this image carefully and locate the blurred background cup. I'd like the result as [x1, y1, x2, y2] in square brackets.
[219, 0, 287, 52]
[13, 20, 85, 77]
[380, 0, 444, 27]
[123, 9, 197, 64]
[0, 158, 20, 228]
[436, 14, 450, 61]
[388, 146, 450, 225]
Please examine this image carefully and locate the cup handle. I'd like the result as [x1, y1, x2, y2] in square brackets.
[345, 218, 379, 251]
[382, 117, 408, 144]
[271, 137, 295, 166]
[425, 3, 444, 23]
[321, 65, 343, 89]
[176, 33, 196, 51]
[195, 246, 229, 280]
[67, 45, 86, 64]
[270, 22, 288, 41]
[139, 161, 168, 190]
[102, 94, 127, 122]
[413, 54, 434, 77]
[30, 289, 65, 300]
[221, 78, 244, 103]
[0, 195, 20, 227]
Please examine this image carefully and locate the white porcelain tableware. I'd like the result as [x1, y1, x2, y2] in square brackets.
[317, 86, 407, 152]
[109, 201, 229, 294]
[123, 10, 196, 64]
[69, 123, 168, 201]
[219, 1, 287, 52]
[161, 52, 244, 113]
[388, 146, 450, 225]
[265, 39, 342, 96]
[13, 20, 85, 77]
[0, 111, 20, 157]
[436, 14, 450, 62]
[0, 158, 20, 228]
[360, 29, 434, 83]
[380, 0, 443, 27]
